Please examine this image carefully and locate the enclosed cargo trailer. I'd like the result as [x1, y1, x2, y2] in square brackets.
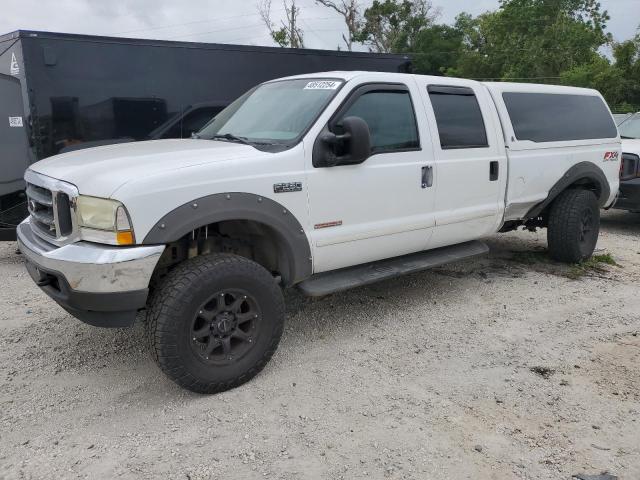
[0, 30, 411, 239]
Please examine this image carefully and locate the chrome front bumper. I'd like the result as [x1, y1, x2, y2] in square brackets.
[17, 218, 165, 327]
[17, 218, 164, 293]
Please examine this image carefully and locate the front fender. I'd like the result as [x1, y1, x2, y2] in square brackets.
[142, 192, 312, 284]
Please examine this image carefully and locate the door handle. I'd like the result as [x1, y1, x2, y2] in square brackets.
[489, 161, 499, 181]
[421, 165, 433, 188]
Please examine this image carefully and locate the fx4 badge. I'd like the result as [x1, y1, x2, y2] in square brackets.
[273, 182, 302, 193]
[603, 151, 619, 161]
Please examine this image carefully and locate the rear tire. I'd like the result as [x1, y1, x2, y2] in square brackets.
[146, 253, 284, 393]
[547, 189, 600, 263]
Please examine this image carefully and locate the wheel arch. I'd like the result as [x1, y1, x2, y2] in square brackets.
[142, 193, 312, 286]
[525, 161, 610, 220]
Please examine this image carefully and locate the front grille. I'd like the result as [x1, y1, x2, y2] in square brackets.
[24, 171, 79, 245]
[26, 183, 57, 237]
[26, 183, 74, 239]
[56, 193, 73, 235]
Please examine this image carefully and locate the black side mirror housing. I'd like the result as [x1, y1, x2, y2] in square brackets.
[313, 116, 371, 168]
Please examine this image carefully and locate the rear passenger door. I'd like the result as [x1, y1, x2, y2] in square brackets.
[418, 82, 507, 248]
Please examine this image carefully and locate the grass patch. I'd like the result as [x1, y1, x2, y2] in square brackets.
[509, 249, 620, 280]
[566, 253, 619, 280]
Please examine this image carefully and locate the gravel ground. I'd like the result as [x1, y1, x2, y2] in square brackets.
[1, 209, 639, 480]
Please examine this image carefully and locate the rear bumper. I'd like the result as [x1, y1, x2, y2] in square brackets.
[17, 218, 165, 327]
[614, 178, 640, 212]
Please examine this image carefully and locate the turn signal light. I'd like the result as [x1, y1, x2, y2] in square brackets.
[116, 230, 134, 245]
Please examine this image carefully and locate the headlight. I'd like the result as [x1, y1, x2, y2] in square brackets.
[76, 196, 135, 246]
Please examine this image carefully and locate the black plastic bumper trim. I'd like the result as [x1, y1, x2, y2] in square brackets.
[614, 178, 640, 211]
[24, 259, 147, 328]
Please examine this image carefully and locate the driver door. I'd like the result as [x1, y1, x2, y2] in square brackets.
[304, 82, 437, 273]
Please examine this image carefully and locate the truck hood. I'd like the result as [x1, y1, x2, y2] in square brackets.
[29, 139, 264, 198]
[621, 138, 640, 156]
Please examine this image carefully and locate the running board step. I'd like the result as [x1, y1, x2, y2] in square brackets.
[297, 240, 489, 297]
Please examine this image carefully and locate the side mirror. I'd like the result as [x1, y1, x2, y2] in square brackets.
[316, 116, 371, 167]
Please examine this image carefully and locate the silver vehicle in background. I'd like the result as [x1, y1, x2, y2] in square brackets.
[614, 113, 633, 125]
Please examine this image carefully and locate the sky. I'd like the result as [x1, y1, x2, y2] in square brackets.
[0, 0, 637, 50]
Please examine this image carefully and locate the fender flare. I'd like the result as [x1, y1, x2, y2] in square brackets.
[525, 161, 610, 219]
[142, 192, 312, 285]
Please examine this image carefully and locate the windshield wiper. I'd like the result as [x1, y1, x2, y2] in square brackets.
[210, 133, 279, 147]
[620, 135, 637, 139]
[210, 133, 253, 145]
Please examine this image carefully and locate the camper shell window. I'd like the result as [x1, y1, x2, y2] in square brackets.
[502, 92, 617, 143]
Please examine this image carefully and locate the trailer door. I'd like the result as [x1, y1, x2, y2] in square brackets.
[0, 74, 29, 199]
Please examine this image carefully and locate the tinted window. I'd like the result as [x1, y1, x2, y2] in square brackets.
[337, 90, 419, 153]
[428, 86, 488, 149]
[502, 92, 617, 142]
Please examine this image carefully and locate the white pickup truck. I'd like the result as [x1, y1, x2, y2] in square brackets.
[17, 71, 620, 393]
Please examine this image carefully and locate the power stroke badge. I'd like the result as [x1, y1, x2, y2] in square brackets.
[273, 182, 302, 193]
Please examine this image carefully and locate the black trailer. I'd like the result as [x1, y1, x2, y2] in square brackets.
[0, 30, 411, 239]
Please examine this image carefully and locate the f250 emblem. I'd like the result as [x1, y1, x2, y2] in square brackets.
[273, 182, 302, 193]
[603, 151, 619, 161]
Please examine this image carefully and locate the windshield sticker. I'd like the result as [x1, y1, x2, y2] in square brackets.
[304, 80, 341, 90]
[10, 53, 20, 75]
[9, 117, 23, 127]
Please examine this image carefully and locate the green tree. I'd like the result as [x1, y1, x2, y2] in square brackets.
[560, 33, 640, 111]
[315, 0, 362, 51]
[259, 0, 305, 48]
[355, 0, 440, 53]
[445, 12, 502, 79]
[411, 24, 463, 75]
[453, 0, 611, 80]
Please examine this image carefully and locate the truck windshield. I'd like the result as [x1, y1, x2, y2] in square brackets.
[618, 113, 640, 139]
[197, 78, 343, 147]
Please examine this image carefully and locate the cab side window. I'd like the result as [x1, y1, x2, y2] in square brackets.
[428, 85, 488, 149]
[335, 90, 419, 153]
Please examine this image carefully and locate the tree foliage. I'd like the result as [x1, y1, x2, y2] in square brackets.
[410, 24, 463, 75]
[451, 0, 611, 80]
[354, 0, 440, 53]
[258, 0, 640, 110]
[315, 0, 362, 51]
[258, 0, 305, 48]
[561, 35, 640, 111]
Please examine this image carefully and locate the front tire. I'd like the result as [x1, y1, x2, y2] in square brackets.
[146, 253, 284, 393]
[547, 189, 600, 263]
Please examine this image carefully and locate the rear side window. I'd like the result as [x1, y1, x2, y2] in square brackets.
[502, 92, 617, 142]
[428, 85, 489, 149]
[337, 90, 419, 153]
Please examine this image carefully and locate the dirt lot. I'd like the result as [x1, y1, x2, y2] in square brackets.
[1, 210, 639, 480]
